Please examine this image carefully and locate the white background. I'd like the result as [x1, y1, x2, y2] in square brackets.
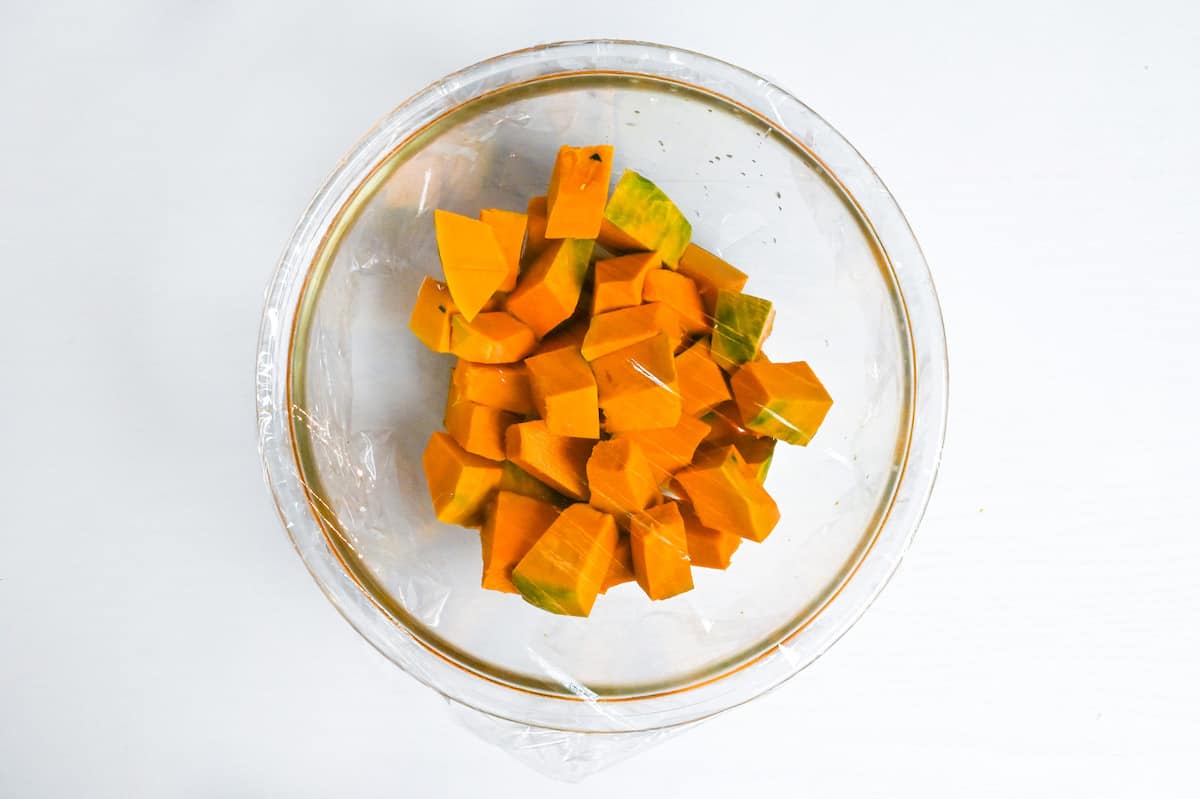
[2, 1, 1198, 796]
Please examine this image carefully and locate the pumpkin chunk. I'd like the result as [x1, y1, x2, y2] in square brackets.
[545, 144, 614, 239]
[585, 438, 659, 521]
[480, 491, 560, 593]
[674, 445, 779, 542]
[677, 244, 749, 315]
[710, 290, 775, 369]
[421, 431, 501, 526]
[512, 503, 618, 616]
[505, 420, 594, 501]
[630, 501, 693, 600]
[643, 269, 708, 334]
[675, 340, 732, 416]
[524, 346, 600, 439]
[615, 416, 710, 484]
[590, 332, 682, 432]
[598, 170, 691, 267]
[479, 208, 527, 291]
[730, 361, 833, 445]
[450, 311, 536, 364]
[591, 252, 660, 315]
[452, 360, 535, 415]
[679, 502, 741, 569]
[434, 209, 509, 321]
[580, 302, 681, 362]
[505, 238, 595, 338]
[408, 275, 458, 353]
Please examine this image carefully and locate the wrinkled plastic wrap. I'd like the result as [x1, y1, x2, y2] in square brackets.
[257, 41, 946, 780]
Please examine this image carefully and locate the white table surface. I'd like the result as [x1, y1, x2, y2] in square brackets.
[3, 1, 1198, 795]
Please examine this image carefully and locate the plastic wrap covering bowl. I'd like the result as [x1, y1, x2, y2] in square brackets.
[256, 39, 947, 773]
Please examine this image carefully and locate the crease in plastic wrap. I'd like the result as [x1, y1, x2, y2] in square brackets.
[257, 40, 946, 781]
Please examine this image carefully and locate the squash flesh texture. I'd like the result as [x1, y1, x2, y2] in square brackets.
[409, 276, 459, 353]
[590, 332, 682, 433]
[580, 302, 681, 362]
[504, 420, 594, 501]
[730, 361, 834, 446]
[710, 290, 775, 369]
[630, 501, 694, 600]
[452, 360, 535, 415]
[600, 534, 636, 593]
[679, 502, 741, 569]
[449, 312, 536, 364]
[498, 461, 566, 506]
[674, 340, 732, 416]
[591, 252, 660, 315]
[677, 244, 749, 315]
[585, 438, 659, 521]
[479, 208, 527, 291]
[643, 269, 709, 334]
[599, 170, 692, 267]
[674, 445, 779, 542]
[443, 389, 517, 461]
[421, 431, 502, 527]
[480, 491, 560, 593]
[505, 238, 595, 338]
[524, 346, 600, 439]
[524, 196, 550, 261]
[545, 145, 614, 239]
[434, 209, 510, 321]
[614, 415, 710, 484]
[512, 503, 618, 617]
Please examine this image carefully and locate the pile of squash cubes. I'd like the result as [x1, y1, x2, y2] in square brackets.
[408, 145, 832, 617]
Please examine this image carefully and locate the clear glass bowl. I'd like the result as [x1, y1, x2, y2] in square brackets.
[257, 40, 947, 733]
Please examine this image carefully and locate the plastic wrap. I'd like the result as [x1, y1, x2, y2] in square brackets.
[256, 40, 946, 779]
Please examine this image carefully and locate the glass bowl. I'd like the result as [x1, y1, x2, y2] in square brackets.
[256, 40, 947, 733]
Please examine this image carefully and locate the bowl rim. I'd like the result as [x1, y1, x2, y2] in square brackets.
[256, 38, 948, 733]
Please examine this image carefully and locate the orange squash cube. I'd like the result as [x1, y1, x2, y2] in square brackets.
[421, 431, 502, 526]
[730, 360, 834, 446]
[504, 420, 595, 501]
[675, 340, 732, 416]
[499, 460, 566, 506]
[600, 534, 637, 593]
[674, 445, 780, 542]
[630, 501, 694, 600]
[408, 276, 458, 353]
[585, 438, 659, 520]
[677, 244, 749, 316]
[524, 346, 600, 439]
[450, 311, 536, 364]
[643, 269, 709, 334]
[679, 502, 741, 569]
[444, 393, 517, 462]
[524, 196, 549, 262]
[452, 360, 535, 415]
[591, 252, 660, 315]
[580, 302, 682, 362]
[434, 209, 510, 321]
[512, 503, 618, 616]
[505, 238, 595, 338]
[479, 208, 527, 291]
[480, 491, 560, 593]
[545, 144, 614, 239]
[533, 314, 589, 355]
[590, 333, 682, 433]
[614, 415, 710, 484]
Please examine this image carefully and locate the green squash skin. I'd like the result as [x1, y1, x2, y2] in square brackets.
[602, 171, 692, 266]
[747, 404, 810, 445]
[500, 461, 568, 506]
[711, 291, 775, 367]
[511, 570, 584, 616]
